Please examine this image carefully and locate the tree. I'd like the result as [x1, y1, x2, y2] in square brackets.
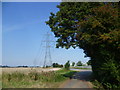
[87, 60, 91, 65]
[64, 61, 70, 70]
[52, 63, 63, 68]
[76, 61, 82, 66]
[72, 62, 75, 66]
[46, 2, 120, 88]
[52, 63, 58, 67]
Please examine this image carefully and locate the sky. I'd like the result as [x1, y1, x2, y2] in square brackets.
[2, 2, 90, 66]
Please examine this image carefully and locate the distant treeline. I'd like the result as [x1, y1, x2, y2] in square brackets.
[52, 63, 63, 68]
[0, 65, 41, 68]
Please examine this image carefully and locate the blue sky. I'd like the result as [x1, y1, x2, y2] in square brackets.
[2, 2, 90, 66]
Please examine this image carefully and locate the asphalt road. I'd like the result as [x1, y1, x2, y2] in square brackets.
[59, 69, 93, 88]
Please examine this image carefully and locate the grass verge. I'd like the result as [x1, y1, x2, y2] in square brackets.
[1, 68, 77, 88]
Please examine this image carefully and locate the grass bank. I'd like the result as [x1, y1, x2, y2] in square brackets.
[1, 68, 77, 88]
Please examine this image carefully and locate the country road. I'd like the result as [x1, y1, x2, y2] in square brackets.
[59, 69, 93, 88]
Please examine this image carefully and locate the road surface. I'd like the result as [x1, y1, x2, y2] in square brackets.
[59, 69, 93, 88]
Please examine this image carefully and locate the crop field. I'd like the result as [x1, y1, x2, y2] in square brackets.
[2, 67, 61, 74]
[1, 68, 77, 88]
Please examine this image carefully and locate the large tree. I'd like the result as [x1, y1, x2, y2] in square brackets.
[46, 2, 120, 88]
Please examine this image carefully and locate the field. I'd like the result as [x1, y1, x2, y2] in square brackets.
[1, 67, 77, 88]
[2, 67, 61, 74]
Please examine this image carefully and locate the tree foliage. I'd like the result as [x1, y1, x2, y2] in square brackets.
[72, 62, 75, 66]
[46, 2, 120, 88]
[64, 61, 70, 70]
[87, 60, 91, 65]
[76, 61, 82, 66]
[52, 63, 63, 68]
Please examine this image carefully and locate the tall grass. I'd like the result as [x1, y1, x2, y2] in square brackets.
[2, 68, 77, 88]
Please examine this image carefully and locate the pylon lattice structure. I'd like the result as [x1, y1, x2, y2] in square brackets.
[43, 32, 53, 67]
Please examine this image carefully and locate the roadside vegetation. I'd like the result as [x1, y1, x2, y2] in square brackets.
[1, 68, 77, 88]
[46, 2, 120, 89]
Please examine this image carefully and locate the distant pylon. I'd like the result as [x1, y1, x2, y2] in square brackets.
[43, 31, 53, 67]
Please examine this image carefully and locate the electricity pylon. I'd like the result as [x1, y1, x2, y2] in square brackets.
[43, 32, 53, 67]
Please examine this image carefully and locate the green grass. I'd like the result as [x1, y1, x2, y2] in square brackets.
[1, 68, 77, 88]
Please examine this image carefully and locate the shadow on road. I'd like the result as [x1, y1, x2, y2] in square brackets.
[59, 70, 94, 88]
[72, 71, 93, 81]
